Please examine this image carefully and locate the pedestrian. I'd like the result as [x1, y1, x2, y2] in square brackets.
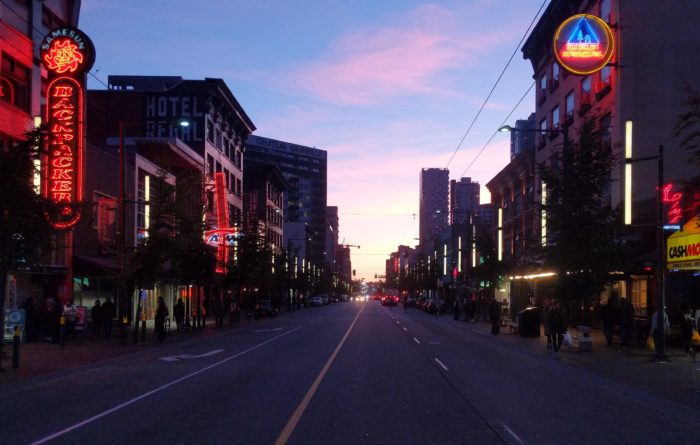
[155, 297, 169, 342]
[489, 297, 501, 335]
[649, 306, 670, 354]
[548, 300, 566, 356]
[90, 299, 102, 337]
[601, 295, 619, 346]
[213, 296, 224, 328]
[453, 300, 459, 320]
[681, 306, 694, 355]
[63, 299, 77, 337]
[541, 299, 552, 349]
[619, 297, 635, 345]
[101, 297, 115, 337]
[174, 298, 185, 331]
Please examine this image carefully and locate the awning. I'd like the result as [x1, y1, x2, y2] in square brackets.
[73, 255, 120, 276]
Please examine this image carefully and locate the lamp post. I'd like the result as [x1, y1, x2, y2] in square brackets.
[498, 123, 570, 147]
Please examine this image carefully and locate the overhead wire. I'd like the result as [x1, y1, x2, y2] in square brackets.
[443, 0, 547, 169]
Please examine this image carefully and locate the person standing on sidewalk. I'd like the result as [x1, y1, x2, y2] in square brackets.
[601, 296, 620, 346]
[489, 297, 501, 335]
[102, 297, 115, 338]
[63, 299, 77, 337]
[155, 297, 169, 342]
[620, 297, 635, 346]
[548, 300, 566, 356]
[90, 299, 102, 337]
[680, 306, 694, 355]
[650, 306, 670, 354]
[174, 298, 185, 331]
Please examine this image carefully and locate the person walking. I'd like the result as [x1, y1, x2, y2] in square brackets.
[174, 298, 185, 331]
[601, 296, 619, 346]
[63, 299, 77, 337]
[548, 300, 566, 357]
[649, 306, 670, 355]
[681, 306, 694, 355]
[155, 297, 169, 342]
[101, 297, 115, 338]
[213, 297, 224, 328]
[90, 299, 102, 337]
[488, 298, 501, 335]
[619, 297, 635, 346]
[541, 299, 552, 349]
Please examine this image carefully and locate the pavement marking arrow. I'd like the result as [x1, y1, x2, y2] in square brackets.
[160, 349, 224, 362]
[253, 327, 284, 333]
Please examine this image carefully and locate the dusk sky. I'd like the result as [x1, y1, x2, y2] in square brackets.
[80, 0, 547, 281]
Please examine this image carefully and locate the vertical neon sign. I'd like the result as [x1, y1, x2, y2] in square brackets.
[40, 27, 95, 229]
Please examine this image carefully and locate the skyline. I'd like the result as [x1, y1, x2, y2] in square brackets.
[80, 0, 548, 281]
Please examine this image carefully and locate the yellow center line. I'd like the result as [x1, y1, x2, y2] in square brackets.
[274, 302, 366, 445]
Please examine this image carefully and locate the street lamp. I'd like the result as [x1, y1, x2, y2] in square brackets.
[498, 123, 569, 146]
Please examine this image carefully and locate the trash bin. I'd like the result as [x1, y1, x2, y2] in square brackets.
[518, 306, 541, 337]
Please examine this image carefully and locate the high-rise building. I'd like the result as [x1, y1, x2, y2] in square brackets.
[510, 113, 536, 159]
[419, 168, 449, 250]
[245, 135, 328, 268]
[449, 177, 480, 225]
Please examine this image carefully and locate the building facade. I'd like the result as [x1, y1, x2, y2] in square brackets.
[521, 0, 700, 315]
[245, 135, 328, 270]
[449, 177, 480, 225]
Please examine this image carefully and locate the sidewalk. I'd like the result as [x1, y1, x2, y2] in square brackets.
[466, 317, 700, 409]
[0, 315, 254, 384]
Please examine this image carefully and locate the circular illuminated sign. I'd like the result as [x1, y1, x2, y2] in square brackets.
[40, 27, 95, 76]
[553, 14, 614, 75]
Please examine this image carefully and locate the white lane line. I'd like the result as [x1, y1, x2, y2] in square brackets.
[413, 337, 421, 344]
[403, 327, 407, 332]
[434, 357, 449, 371]
[395, 320, 400, 325]
[501, 422, 524, 444]
[29, 327, 301, 445]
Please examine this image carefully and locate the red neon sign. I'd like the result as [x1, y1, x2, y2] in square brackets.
[44, 77, 83, 228]
[553, 15, 614, 75]
[43, 39, 85, 74]
[662, 183, 683, 224]
[204, 172, 239, 274]
[40, 27, 95, 229]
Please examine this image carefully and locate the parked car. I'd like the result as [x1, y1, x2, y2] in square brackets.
[310, 296, 323, 306]
[254, 300, 278, 318]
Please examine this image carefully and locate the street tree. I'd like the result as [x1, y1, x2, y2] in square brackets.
[0, 128, 55, 368]
[539, 115, 621, 324]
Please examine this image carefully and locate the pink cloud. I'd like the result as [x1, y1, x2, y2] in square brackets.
[285, 4, 514, 105]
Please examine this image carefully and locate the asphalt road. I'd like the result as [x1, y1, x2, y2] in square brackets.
[0, 301, 697, 444]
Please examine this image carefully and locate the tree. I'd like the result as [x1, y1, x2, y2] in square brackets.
[0, 128, 55, 368]
[539, 115, 621, 324]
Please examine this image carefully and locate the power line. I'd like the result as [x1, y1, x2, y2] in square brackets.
[458, 81, 534, 178]
[444, 0, 547, 169]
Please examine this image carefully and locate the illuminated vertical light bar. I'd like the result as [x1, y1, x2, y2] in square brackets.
[471, 222, 476, 267]
[624, 120, 633, 225]
[294, 256, 298, 278]
[541, 182, 547, 246]
[443, 244, 447, 276]
[271, 244, 275, 275]
[497, 208, 503, 261]
[144, 174, 150, 230]
[458, 236, 462, 273]
[33, 116, 42, 194]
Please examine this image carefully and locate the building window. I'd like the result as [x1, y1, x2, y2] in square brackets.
[215, 128, 222, 150]
[1, 54, 30, 113]
[630, 277, 647, 316]
[552, 105, 560, 129]
[207, 154, 214, 177]
[207, 119, 214, 143]
[538, 118, 547, 149]
[600, 66, 611, 86]
[565, 91, 575, 118]
[582, 76, 592, 94]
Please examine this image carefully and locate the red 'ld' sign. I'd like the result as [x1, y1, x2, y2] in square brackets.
[553, 14, 614, 76]
[40, 27, 95, 229]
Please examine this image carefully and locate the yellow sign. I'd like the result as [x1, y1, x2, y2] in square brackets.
[667, 215, 700, 269]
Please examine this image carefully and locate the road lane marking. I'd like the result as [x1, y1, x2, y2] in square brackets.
[275, 303, 366, 445]
[254, 327, 284, 332]
[434, 357, 449, 371]
[29, 327, 301, 445]
[160, 349, 224, 362]
[413, 337, 421, 344]
[501, 422, 524, 444]
[403, 327, 407, 332]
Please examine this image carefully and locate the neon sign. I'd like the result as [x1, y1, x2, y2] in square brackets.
[553, 14, 614, 75]
[662, 183, 683, 224]
[204, 172, 239, 273]
[40, 27, 95, 229]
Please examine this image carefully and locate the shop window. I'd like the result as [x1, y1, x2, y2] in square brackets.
[1, 54, 30, 113]
[630, 277, 647, 316]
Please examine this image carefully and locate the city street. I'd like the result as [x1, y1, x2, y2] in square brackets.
[0, 301, 697, 445]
